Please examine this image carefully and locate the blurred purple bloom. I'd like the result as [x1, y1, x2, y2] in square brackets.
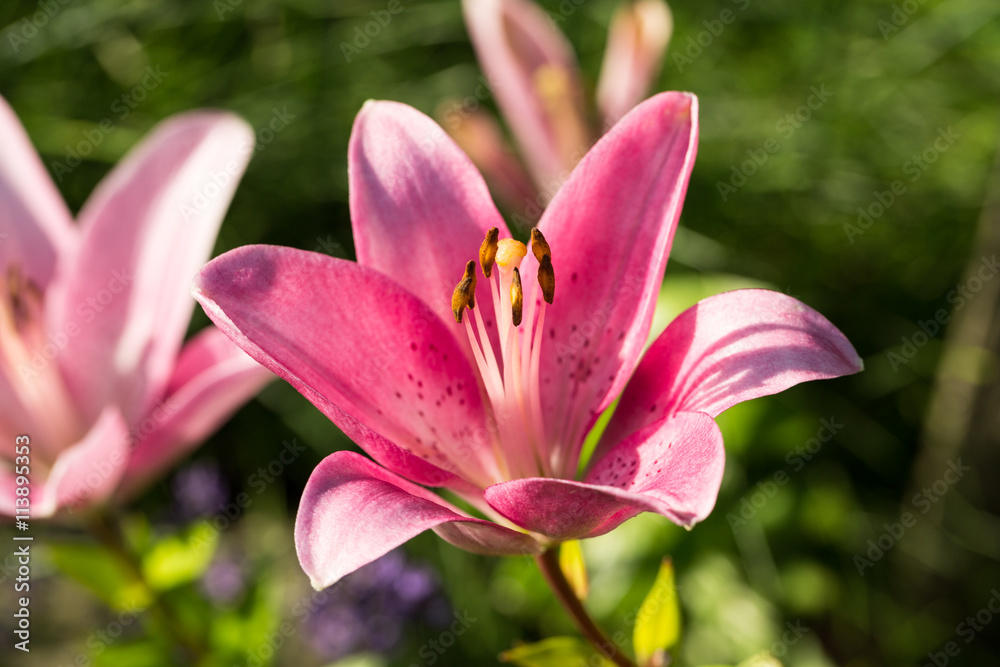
[173, 461, 228, 519]
[199, 557, 245, 604]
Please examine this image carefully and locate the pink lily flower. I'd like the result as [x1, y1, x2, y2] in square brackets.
[193, 92, 862, 590]
[451, 0, 672, 214]
[0, 96, 272, 518]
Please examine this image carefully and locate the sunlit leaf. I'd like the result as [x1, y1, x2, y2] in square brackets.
[500, 636, 617, 666]
[559, 541, 589, 600]
[735, 652, 783, 667]
[48, 542, 150, 610]
[141, 521, 219, 591]
[633, 558, 681, 667]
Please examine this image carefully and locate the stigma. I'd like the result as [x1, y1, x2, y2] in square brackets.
[448, 228, 557, 480]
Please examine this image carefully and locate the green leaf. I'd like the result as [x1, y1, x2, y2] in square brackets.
[48, 542, 150, 610]
[141, 521, 219, 591]
[735, 652, 783, 667]
[559, 541, 589, 601]
[92, 640, 172, 667]
[633, 558, 681, 667]
[500, 637, 616, 666]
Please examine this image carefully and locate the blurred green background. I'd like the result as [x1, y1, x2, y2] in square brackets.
[2, 0, 1000, 665]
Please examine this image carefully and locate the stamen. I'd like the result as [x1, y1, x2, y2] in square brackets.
[537, 255, 555, 304]
[530, 228, 551, 262]
[479, 227, 499, 278]
[450, 260, 477, 323]
[510, 268, 523, 327]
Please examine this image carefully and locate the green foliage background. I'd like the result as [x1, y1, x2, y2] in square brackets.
[2, 0, 1000, 665]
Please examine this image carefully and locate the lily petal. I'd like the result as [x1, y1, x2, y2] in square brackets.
[349, 100, 510, 362]
[36, 406, 130, 517]
[194, 245, 502, 489]
[0, 94, 76, 289]
[52, 111, 254, 426]
[484, 411, 723, 540]
[530, 92, 698, 472]
[116, 327, 272, 500]
[462, 0, 590, 187]
[598, 289, 863, 456]
[597, 0, 673, 129]
[296, 451, 542, 590]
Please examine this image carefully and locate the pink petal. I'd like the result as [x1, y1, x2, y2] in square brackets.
[349, 100, 510, 363]
[116, 327, 273, 500]
[37, 406, 131, 517]
[296, 451, 542, 589]
[529, 92, 698, 473]
[442, 107, 539, 219]
[193, 245, 501, 489]
[51, 111, 254, 426]
[599, 289, 862, 457]
[0, 94, 76, 290]
[484, 411, 724, 539]
[462, 0, 590, 187]
[596, 0, 673, 129]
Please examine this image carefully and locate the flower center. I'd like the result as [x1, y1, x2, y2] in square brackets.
[452, 228, 555, 480]
[0, 266, 82, 465]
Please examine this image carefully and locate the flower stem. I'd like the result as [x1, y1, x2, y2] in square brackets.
[535, 547, 637, 667]
[88, 511, 208, 664]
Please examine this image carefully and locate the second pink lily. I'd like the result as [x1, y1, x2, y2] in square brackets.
[194, 92, 862, 590]
[451, 0, 673, 217]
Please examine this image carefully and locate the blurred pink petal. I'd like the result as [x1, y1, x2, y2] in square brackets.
[52, 111, 254, 425]
[0, 96, 263, 518]
[441, 105, 539, 222]
[597, 0, 674, 129]
[0, 95, 76, 290]
[463, 0, 590, 189]
[118, 327, 273, 499]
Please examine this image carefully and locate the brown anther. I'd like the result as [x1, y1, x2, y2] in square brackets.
[479, 227, 499, 278]
[510, 267, 523, 327]
[530, 228, 551, 263]
[451, 260, 478, 324]
[537, 254, 555, 304]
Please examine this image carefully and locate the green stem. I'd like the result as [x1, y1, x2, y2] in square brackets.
[88, 512, 208, 664]
[535, 547, 637, 667]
